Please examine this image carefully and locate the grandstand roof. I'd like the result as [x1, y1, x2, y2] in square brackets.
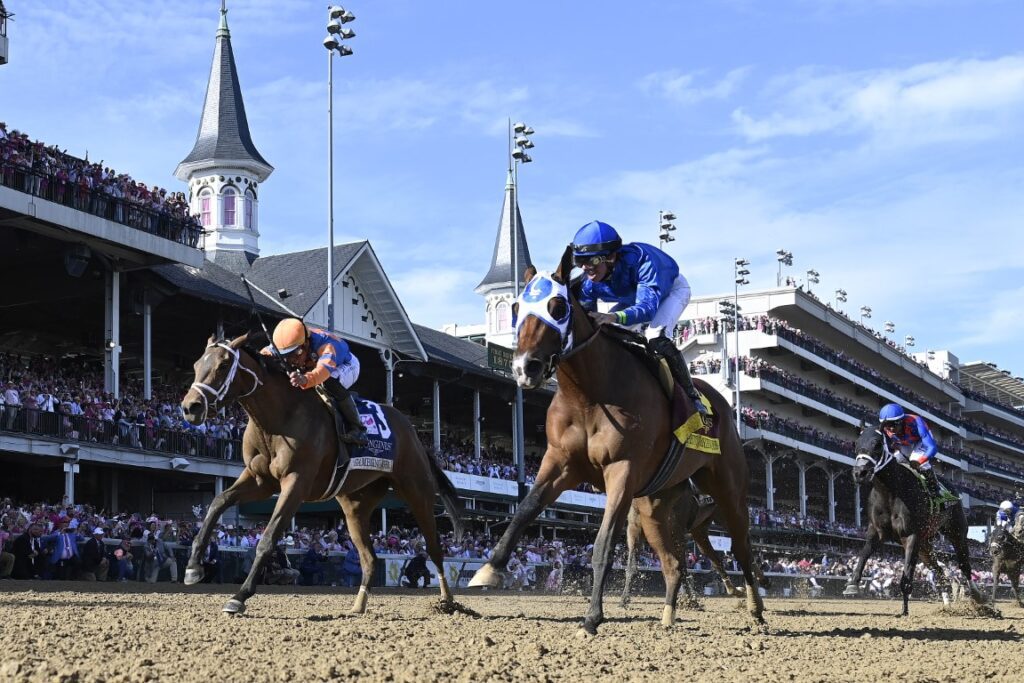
[174, 4, 272, 182]
[248, 243, 364, 317]
[413, 323, 492, 376]
[475, 170, 532, 295]
[249, 242, 427, 360]
[959, 361, 1024, 410]
[151, 259, 279, 312]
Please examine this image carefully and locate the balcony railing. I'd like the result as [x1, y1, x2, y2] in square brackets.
[0, 406, 240, 462]
[0, 162, 204, 249]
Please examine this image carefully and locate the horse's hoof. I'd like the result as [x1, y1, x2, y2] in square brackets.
[222, 599, 246, 615]
[661, 605, 676, 627]
[184, 568, 204, 586]
[842, 585, 859, 597]
[467, 564, 504, 589]
[729, 587, 746, 598]
[575, 626, 596, 639]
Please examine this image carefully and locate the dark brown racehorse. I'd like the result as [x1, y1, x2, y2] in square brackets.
[180, 333, 463, 615]
[989, 526, 1024, 607]
[468, 248, 766, 635]
[621, 485, 764, 609]
[845, 425, 980, 615]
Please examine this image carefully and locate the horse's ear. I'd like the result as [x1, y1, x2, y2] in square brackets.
[552, 245, 573, 284]
[229, 332, 250, 349]
[207, 333, 217, 346]
[858, 418, 865, 430]
[523, 265, 537, 284]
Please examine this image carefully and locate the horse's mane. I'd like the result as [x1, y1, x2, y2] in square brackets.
[566, 274, 664, 388]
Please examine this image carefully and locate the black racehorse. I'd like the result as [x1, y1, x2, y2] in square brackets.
[989, 526, 1024, 607]
[844, 424, 980, 616]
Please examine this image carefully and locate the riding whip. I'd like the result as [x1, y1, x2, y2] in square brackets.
[240, 275, 287, 361]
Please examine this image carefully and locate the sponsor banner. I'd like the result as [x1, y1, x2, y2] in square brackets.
[383, 556, 490, 588]
[707, 535, 731, 552]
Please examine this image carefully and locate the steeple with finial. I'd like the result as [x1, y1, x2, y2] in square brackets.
[475, 168, 532, 347]
[175, 0, 273, 271]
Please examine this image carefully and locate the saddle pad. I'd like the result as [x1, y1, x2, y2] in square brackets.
[350, 399, 397, 472]
[671, 384, 721, 455]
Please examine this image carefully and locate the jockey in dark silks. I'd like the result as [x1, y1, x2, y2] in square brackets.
[263, 318, 368, 447]
[878, 403, 942, 500]
[571, 220, 706, 416]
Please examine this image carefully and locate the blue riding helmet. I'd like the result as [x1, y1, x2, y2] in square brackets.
[879, 403, 905, 424]
[572, 221, 622, 261]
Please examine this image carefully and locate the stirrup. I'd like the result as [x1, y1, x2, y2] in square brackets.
[340, 429, 368, 447]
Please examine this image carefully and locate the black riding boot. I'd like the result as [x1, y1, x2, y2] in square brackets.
[648, 336, 708, 416]
[324, 379, 368, 447]
[920, 467, 942, 500]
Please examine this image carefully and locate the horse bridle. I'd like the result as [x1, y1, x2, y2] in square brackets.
[855, 431, 894, 477]
[188, 342, 262, 422]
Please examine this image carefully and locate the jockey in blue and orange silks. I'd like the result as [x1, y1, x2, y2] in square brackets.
[878, 403, 942, 499]
[571, 220, 706, 416]
[263, 318, 367, 447]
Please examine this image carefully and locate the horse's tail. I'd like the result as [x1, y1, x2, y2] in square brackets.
[426, 449, 465, 542]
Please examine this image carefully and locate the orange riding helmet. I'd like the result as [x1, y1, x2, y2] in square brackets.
[272, 318, 307, 354]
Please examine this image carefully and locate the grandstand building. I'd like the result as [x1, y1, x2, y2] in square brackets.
[1, 3, 1020, 557]
[680, 286, 1024, 526]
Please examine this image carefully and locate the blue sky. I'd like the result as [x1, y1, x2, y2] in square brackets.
[3, 0, 1023, 373]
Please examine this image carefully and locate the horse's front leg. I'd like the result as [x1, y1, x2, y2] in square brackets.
[223, 473, 306, 615]
[185, 469, 272, 585]
[990, 558, 1001, 606]
[581, 463, 632, 636]
[844, 531, 881, 596]
[469, 455, 579, 589]
[898, 534, 919, 617]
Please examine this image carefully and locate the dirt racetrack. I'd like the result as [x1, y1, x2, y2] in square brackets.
[0, 583, 1021, 682]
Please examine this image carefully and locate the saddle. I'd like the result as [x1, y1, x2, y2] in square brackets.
[313, 385, 350, 494]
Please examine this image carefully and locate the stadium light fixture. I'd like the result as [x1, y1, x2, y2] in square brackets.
[658, 210, 677, 250]
[776, 249, 793, 286]
[884, 321, 895, 334]
[905, 335, 915, 347]
[324, 6, 357, 334]
[806, 268, 820, 293]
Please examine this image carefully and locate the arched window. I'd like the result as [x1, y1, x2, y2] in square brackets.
[496, 302, 511, 331]
[199, 189, 212, 227]
[222, 187, 237, 226]
[244, 190, 255, 230]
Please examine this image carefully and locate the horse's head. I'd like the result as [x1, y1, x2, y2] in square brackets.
[852, 422, 890, 484]
[181, 333, 261, 425]
[511, 246, 576, 389]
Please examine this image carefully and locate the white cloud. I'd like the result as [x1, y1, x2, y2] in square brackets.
[641, 67, 751, 105]
[733, 55, 1024, 143]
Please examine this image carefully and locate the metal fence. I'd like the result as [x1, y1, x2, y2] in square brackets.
[0, 162, 203, 249]
[0, 406, 241, 462]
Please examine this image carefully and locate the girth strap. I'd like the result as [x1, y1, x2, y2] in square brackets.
[635, 438, 685, 498]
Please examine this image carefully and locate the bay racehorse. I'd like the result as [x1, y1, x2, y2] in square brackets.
[180, 333, 463, 615]
[621, 483, 756, 608]
[845, 424, 980, 615]
[468, 247, 766, 635]
[989, 526, 1024, 607]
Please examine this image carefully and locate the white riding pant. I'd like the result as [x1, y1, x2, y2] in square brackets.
[643, 274, 692, 340]
[893, 445, 933, 471]
[332, 355, 360, 390]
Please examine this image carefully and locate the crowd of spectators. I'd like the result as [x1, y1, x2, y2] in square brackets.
[740, 406, 856, 456]
[3, 497, 1019, 594]
[0, 352, 245, 460]
[737, 356, 875, 421]
[0, 122, 202, 247]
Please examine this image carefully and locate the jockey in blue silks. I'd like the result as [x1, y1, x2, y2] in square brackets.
[997, 500, 1023, 537]
[571, 220, 706, 416]
[878, 403, 942, 499]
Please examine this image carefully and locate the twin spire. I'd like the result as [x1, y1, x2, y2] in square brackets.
[475, 169, 532, 295]
[174, 0, 272, 183]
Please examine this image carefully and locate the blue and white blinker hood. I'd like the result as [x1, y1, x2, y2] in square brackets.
[514, 271, 573, 352]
